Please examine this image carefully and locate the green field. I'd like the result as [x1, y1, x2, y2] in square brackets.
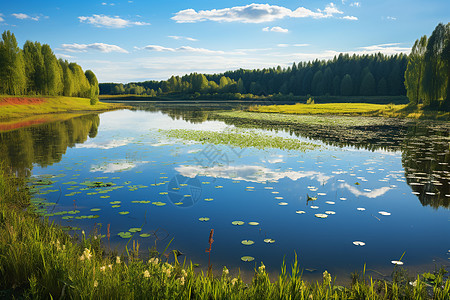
[0, 95, 124, 121]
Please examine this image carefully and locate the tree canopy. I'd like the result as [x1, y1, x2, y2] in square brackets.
[0, 30, 99, 100]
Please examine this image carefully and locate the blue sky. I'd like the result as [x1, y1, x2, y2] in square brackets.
[1, 0, 448, 83]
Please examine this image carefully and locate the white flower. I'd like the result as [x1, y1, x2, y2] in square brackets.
[100, 266, 106, 272]
[179, 277, 185, 285]
[181, 269, 187, 277]
[231, 278, 238, 286]
[108, 264, 113, 270]
[143, 270, 150, 278]
[93, 280, 98, 288]
[79, 248, 92, 261]
[82, 230, 85, 236]
[223, 266, 229, 276]
[149, 257, 159, 265]
[116, 256, 121, 264]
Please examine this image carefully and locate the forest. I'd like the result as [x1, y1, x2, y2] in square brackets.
[0, 31, 99, 102]
[100, 53, 409, 99]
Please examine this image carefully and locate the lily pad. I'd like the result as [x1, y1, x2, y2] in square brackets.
[119, 211, 130, 215]
[111, 205, 121, 208]
[129, 228, 142, 233]
[232, 221, 245, 226]
[118, 232, 132, 238]
[315, 213, 328, 219]
[241, 256, 255, 262]
[295, 210, 306, 214]
[241, 240, 255, 245]
[198, 217, 210, 222]
[109, 201, 121, 205]
[378, 211, 391, 216]
[140, 233, 151, 238]
[325, 211, 335, 215]
[204, 198, 214, 201]
[325, 201, 335, 205]
[90, 208, 101, 212]
[152, 202, 166, 206]
[310, 206, 319, 209]
[278, 202, 288, 206]
[264, 238, 275, 244]
[353, 241, 366, 246]
[248, 222, 259, 226]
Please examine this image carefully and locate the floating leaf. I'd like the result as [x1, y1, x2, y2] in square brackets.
[278, 202, 288, 206]
[325, 201, 335, 205]
[355, 182, 360, 185]
[241, 240, 254, 245]
[353, 241, 366, 246]
[90, 208, 101, 212]
[100, 196, 110, 199]
[204, 198, 214, 201]
[198, 217, 210, 222]
[275, 197, 284, 200]
[111, 205, 121, 208]
[140, 233, 151, 238]
[340, 197, 347, 201]
[129, 228, 142, 233]
[315, 213, 328, 219]
[232, 221, 245, 226]
[152, 202, 166, 206]
[248, 222, 259, 226]
[109, 201, 121, 205]
[325, 211, 335, 215]
[357, 207, 366, 211]
[119, 211, 130, 215]
[215, 186, 223, 189]
[241, 256, 255, 262]
[118, 232, 132, 238]
[264, 238, 275, 244]
[295, 210, 306, 214]
[310, 206, 319, 209]
[62, 216, 73, 220]
[378, 211, 391, 216]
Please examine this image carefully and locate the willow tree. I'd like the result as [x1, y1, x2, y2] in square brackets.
[405, 36, 427, 105]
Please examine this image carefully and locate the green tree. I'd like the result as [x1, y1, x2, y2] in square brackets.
[85, 70, 99, 104]
[359, 72, 376, 96]
[377, 77, 388, 95]
[340, 74, 353, 96]
[405, 36, 427, 105]
[441, 23, 450, 111]
[0, 31, 26, 95]
[42, 44, 63, 95]
[423, 23, 447, 108]
[23, 41, 45, 94]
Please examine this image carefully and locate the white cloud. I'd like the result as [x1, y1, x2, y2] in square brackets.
[263, 26, 288, 33]
[90, 160, 148, 173]
[0, 14, 4, 22]
[294, 44, 310, 47]
[387, 16, 397, 20]
[12, 13, 39, 21]
[358, 43, 409, 54]
[175, 164, 333, 184]
[143, 45, 175, 52]
[78, 14, 150, 28]
[143, 45, 226, 55]
[55, 53, 75, 59]
[168, 35, 198, 41]
[76, 138, 133, 149]
[61, 43, 128, 53]
[340, 183, 391, 198]
[277, 44, 290, 47]
[343, 15, 358, 20]
[350, 2, 360, 7]
[172, 3, 344, 23]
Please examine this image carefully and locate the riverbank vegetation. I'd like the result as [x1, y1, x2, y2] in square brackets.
[0, 165, 449, 298]
[0, 95, 123, 122]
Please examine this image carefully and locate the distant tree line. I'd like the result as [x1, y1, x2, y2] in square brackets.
[0, 30, 99, 101]
[100, 53, 408, 98]
[404, 23, 450, 111]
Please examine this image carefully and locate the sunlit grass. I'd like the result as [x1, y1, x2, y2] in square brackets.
[0, 95, 124, 121]
[248, 103, 450, 120]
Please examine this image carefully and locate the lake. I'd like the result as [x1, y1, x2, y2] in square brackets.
[1, 102, 449, 282]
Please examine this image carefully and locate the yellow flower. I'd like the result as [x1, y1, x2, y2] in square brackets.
[179, 277, 185, 285]
[108, 264, 113, 270]
[258, 263, 265, 273]
[94, 280, 98, 288]
[222, 266, 229, 276]
[143, 270, 150, 278]
[323, 270, 331, 285]
[148, 257, 159, 265]
[116, 256, 121, 264]
[100, 266, 106, 272]
[181, 269, 187, 277]
[79, 248, 92, 261]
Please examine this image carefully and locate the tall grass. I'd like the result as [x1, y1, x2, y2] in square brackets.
[0, 164, 449, 299]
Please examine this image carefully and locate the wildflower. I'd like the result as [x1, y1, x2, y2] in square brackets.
[108, 264, 113, 270]
[231, 278, 238, 286]
[181, 269, 187, 277]
[179, 277, 185, 285]
[143, 270, 150, 278]
[222, 266, 229, 276]
[148, 257, 159, 265]
[94, 280, 98, 288]
[55, 240, 61, 251]
[162, 264, 172, 278]
[62, 244, 66, 251]
[410, 280, 418, 287]
[79, 248, 92, 261]
[323, 270, 331, 285]
[82, 230, 85, 236]
[116, 256, 121, 264]
[100, 266, 106, 272]
[258, 263, 265, 273]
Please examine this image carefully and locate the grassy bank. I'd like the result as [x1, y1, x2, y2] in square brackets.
[1, 166, 449, 298]
[0, 95, 125, 121]
[248, 103, 450, 120]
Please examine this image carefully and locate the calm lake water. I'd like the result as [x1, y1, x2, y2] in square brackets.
[1, 102, 449, 282]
